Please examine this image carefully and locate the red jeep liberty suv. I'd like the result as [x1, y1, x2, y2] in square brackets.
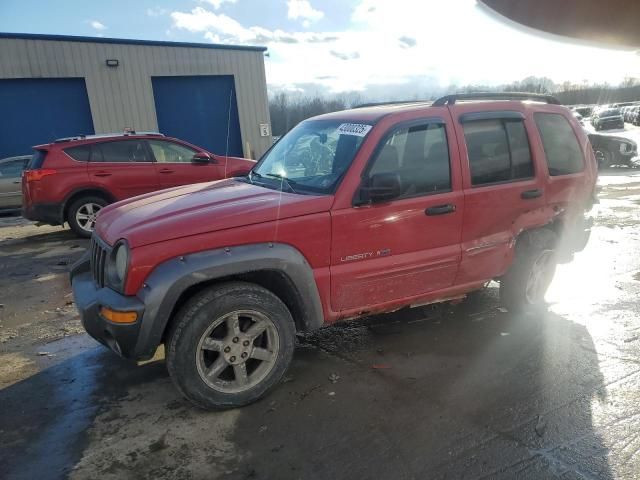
[22, 132, 255, 237]
[71, 93, 597, 409]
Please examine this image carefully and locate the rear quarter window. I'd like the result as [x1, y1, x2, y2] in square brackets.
[534, 113, 584, 176]
[27, 150, 47, 169]
[64, 145, 91, 162]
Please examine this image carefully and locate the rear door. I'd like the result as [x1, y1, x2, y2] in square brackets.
[533, 110, 592, 215]
[86, 139, 159, 200]
[0, 159, 24, 208]
[452, 107, 546, 284]
[147, 139, 224, 188]
[330, 116, 464, 312]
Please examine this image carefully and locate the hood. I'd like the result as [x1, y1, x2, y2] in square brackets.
[96, 179, 333, 248]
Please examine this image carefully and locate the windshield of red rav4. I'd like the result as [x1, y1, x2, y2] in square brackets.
[1, 1, 639, 479]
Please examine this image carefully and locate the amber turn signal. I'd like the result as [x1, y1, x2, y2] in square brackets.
[100, 306, 137, 324]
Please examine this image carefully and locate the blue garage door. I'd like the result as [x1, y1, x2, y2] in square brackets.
[0, 78, 94, 158]
[152, 75, 243, 157]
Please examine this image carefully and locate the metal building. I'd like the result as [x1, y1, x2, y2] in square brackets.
[0, 32, 272, 160]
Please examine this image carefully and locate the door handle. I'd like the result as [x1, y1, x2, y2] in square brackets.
[425, 204, 456, 216]
[158, 168, 175, 174]
[521, 189, 542, 199]
[93, 171, 112, 177]
[12, 181, 21, 184]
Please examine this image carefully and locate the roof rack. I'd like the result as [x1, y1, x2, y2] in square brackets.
[54, 131, 165, 143]
[354, 100, 431, 108]
[432, 92, 561, 106]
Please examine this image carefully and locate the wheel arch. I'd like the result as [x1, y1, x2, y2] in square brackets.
[133, 243, 325, 360]
[62, 187, 116, 223]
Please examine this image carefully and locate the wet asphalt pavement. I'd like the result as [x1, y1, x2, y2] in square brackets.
[1, 170, 640, 480]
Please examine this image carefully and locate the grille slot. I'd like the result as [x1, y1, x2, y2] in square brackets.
[90, 236, 110, 288]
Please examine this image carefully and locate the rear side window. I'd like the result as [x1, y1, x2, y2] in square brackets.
[91, 140, 150, 163]
[463, 119, 534, 185]
[368, 122, 451, 197]
[0, 160, 24, 177]
[27, 150, 47, 170]
[64, 145, 91, 162]
[534, 113, 584, 176]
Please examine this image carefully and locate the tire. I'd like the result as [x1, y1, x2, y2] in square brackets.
[67, 195, 108, 238]
[166, 282, 296, 410]
[500, 229, 557, 312]
[594, 149, 611, 169]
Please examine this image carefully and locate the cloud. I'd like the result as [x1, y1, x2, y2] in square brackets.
[146, 7, 169, 17]
[287, 0, 324, 26]
[330, 50, 360, 61]
[398, 36, 416, 48]
[171, 1, 639, 98]
[171, 7, 338, 46]
[199, 0, 237, 9]
[89, 20, 107, 31]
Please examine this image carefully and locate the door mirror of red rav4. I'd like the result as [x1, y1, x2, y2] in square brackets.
[359, 172, 403, 204]
[192, 152, 215, 164]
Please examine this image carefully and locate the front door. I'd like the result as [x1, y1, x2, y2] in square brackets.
[147, 139, 224, 188]
[86, 139, 159, 200]
[330, 118, 464, 312]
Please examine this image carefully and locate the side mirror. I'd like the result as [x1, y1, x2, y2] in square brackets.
[359, 172, 402, 204]
[192, 152, 212, 164]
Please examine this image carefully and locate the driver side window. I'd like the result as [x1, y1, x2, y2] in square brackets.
[148, 140, 198, 163]
[367, 122, 451, 198]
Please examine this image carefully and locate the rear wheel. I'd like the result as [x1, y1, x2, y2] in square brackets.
[594, 149, 612, 169]
[67, 196, 108, 238]
[500, 229, 557, 312]
[166, 282, 296, 409]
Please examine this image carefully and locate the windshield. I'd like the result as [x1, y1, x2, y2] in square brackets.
[601, 109, 621, 116]
[249, 120, 371, 195]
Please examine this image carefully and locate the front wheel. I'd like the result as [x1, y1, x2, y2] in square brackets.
[500, 229, 557, 312]
[166, 282, 296, 409]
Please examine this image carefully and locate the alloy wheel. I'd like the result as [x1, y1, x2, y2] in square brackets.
[195, 310, 280, 394]
[75, 202, 103, 233]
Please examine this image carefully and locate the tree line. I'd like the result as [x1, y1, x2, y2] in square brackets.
[269, 77, 640, 135]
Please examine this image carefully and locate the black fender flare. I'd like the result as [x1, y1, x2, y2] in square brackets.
[133, 242, 324, 359]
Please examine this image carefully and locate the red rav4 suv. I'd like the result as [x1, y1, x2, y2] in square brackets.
[22, 132, 255, 237]
[71, 93, 597, 409]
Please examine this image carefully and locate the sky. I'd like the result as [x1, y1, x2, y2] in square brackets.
[1, 0, 639, 98]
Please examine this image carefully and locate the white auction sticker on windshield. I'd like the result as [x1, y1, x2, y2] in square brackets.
[337, 123, 372, 137]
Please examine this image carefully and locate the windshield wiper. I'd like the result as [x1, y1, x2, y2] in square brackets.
[264, 173, 298, 194]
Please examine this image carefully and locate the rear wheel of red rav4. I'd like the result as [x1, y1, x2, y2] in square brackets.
[67, 195, 108, 238]
[166, 282, 296, 410]
[500, 229, 558, 312]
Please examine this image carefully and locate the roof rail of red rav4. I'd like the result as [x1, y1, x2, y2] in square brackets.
[432, 92, 561, 106]
[53, 131, 165, 143]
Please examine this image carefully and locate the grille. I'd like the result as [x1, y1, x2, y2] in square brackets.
[90, 235, 111, 288]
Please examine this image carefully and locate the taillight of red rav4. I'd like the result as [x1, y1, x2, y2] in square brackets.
[23, 169, 57, 182]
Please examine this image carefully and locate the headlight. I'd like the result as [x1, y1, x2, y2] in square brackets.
[106, 241, 129, 291]
[115, 244, 129, 282]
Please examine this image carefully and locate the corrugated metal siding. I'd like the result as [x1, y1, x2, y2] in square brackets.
[0, 38, 271, 158]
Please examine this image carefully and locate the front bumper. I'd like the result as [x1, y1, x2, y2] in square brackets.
[71, 255, 145, 359]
